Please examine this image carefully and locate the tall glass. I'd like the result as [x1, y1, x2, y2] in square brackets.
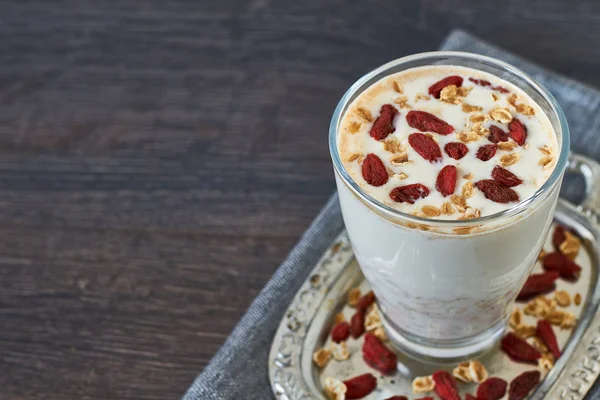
[329, 52, 570, 361]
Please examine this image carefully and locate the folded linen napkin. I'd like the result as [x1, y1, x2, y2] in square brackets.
[184, 30, 600, 400]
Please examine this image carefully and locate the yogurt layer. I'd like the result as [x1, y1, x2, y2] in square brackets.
[338, 65, 559, 220]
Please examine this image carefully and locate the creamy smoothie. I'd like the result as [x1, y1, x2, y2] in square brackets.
[331, 57, 567, 360]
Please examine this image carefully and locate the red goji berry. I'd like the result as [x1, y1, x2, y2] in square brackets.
[408, 133, 443, 162]
[362, 153, 389, 187]
[552, 225, 566, 250]
[536, 320, 561, 359]
[444, 142, 469, 160]
[350, 310, 365, 339]
[477, 377, 508, 400]
[469, 77, 492, 87]
[370, 104, 398, 141]
[501, 333, 541, 364]
[428, 75, 463, 98]
[344, 373, 377, 399]
[389, 184, 430, 204]
[475, 179, 519, 203]
[517, 271, 560, 301]
[432, 370, 461, 400]
[469, 78, 509, 93]
[406, 110, 454, 135]
[331, 321, 350, 343]
[543, 252, 582, 281]
[384, 397, 409, 400]
[362, 332, 397, 374]
[492, 166, 523, 187]
[356, 291, 375, 313]
[508, 118, 527, 146]
[508, 371, 540, 400]
[436, 165, 457, 197]
[488, 125, 509, 143]
[476, 144, 498, 161]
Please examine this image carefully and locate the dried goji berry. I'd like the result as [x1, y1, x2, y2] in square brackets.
[436, 165, 457, 197]
[384, 397, 409, 400]
[476, 144, 498, 161]
[488, 125, 509, 143]
[469, 78, 509, 93]
[356, 290, 375, 312]
[465, 394, 477, 400]
[492, 85, 509, 93]
[508, 118, 527, 146]
[362, 153, 389, 187]
[477, 377, 508, 400]
[428, 75, 463, 98]
[408, 133, 443, 162]
[350, 310, 365, 339]
[501, 333, 541, 364]
[406, 111, 454, 135]
[370, 104, 398, 141]
[543, 251, 582, 281]
[362, 332, 397, 374]
[444, 142, 469, 160]
[508, 371, 540, 400]
[492, 166, 523, 187]
[475, 179, 519, 203]
[536, 320, 561, 359]
[552, 225, 566, 250]
[344, 373, 377, 399]
[389, 183, 430, 204]
[469, 77, 492, 87]
[517, 271, 560, 300]
[432, 370, 461, 400]
[331, 321, 350, 342]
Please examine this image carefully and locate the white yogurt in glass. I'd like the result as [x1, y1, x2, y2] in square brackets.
[329, 52, 569, 361]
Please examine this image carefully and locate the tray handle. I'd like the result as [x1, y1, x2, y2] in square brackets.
[568, 153, 600, 216]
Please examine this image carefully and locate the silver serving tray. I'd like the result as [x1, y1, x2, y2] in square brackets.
[269, 154, 600, 400]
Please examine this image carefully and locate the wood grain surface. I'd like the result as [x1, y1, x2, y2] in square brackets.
[1, 1, 599, 399]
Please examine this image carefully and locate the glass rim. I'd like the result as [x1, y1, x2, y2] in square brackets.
[329, 51, 570, 227]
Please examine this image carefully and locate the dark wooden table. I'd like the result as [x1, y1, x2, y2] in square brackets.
[1, 1, 599, 399]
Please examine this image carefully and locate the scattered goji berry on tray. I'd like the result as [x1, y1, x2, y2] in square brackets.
[543, 251, 582, 281]
[477, 377, 508, 400]
[432, 370, 461, 400]
[517, 271, 560, 300]
[331, 321, 350, 343]
[344, 373, 377, 399]
[362, 332, 397, 374]
[501, 333, 541, 364]
[350, 311, 365, 339]
[536, 319, 561, 359]
[508, 370, 541, 400]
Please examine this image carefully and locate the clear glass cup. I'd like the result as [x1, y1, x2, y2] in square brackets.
[329, 52, 570, 362]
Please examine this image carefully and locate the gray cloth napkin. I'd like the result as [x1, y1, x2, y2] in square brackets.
[184, 30, 600, 400]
